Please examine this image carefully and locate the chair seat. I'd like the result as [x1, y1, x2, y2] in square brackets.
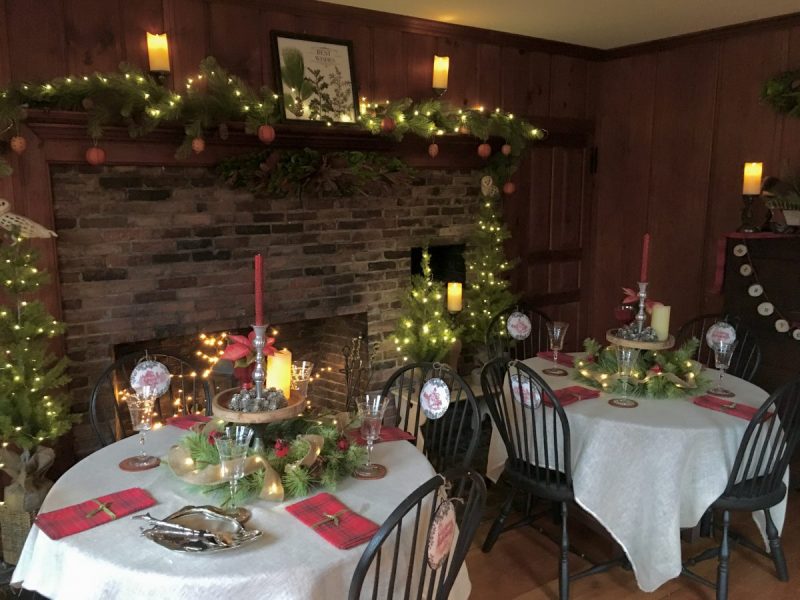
[504, 458, 573, 502]
[712, 479, 787, 512]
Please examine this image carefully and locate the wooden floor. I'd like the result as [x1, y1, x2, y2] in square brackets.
[467, 487, 800, 599]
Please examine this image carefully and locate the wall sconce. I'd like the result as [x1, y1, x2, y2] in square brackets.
[446, 282, 463, 313]
[739, 161, 763, 232]
[432, 55, 449, 97]
[146, 32, 171, 83]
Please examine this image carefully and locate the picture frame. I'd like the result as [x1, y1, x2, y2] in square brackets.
[270, 31, 359, 124]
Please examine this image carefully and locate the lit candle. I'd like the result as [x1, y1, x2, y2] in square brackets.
[266, 348, 292, 397]
[651, 304, 671, 341]
[254, 254, 263, 326]
[146, 33, 171, 73]
[640, 233, 650, 283]
[742, 162, 763, 195]
[432, 55, 450, 91]
[447, 282, 463, 312]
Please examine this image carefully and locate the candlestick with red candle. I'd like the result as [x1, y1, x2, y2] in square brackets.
[639, 233, 650, 283]
[254, 254, 264, 325]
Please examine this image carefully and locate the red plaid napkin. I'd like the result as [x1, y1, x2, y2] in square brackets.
[537, 351, 575, 367]
[286, 492, 378, 550]
[166, 413, 211, 430]
[349, 426, 415, 446]
[544, 386, 601, 407]
[35, 487, 156, 540]
[693, 395, 761, 421]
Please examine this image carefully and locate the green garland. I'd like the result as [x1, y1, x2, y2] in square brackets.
[218, 148, 412, 198]
[762, 69, 800, 118]
[0, 57, 545, 180]
[174, 415, 366, 505]
[573, 338, 710, 398]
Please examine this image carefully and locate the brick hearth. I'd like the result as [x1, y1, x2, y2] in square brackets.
[51, 165, 480, 456]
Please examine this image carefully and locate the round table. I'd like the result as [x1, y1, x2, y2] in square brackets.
[486, 356, 784, 593]
[13, 427, 471, 600]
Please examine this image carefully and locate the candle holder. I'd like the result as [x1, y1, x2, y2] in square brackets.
[635, 281, 648, 335]
[737, 195, 759, 233]
[251, 324, 267, 404]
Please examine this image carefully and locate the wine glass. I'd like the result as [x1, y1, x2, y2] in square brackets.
[708, 340, 738, 398]
[354, 394, 389, 479]
[216, 425, 255, 521]
[542, 321, 570, 376]
[118, 389, 160, 471]
[611, 346, 640, 408]
[291, 360, 315, 398]
[614, 303, 636, 325]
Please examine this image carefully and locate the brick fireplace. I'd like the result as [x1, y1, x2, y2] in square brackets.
[51, 164, 480, 455]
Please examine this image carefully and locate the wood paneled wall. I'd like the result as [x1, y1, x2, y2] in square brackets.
[589, 19, 800, 338]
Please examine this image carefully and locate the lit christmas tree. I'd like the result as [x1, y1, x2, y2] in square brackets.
[0, 229, 74, 450]
[393, 248, 461, 362]
[461, 176, 518, 349]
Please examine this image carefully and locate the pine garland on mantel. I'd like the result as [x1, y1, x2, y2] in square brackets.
[0, 57, 546, 179]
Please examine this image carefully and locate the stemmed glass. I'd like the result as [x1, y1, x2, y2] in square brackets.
[291, 360, 315, 398]
[611, 346, 640, 408]
[354, 394, 388, 480]
[542, 321, 570, 376]
[119, 389, 160, 471]
[708, 340, 738, 398]
[216, 425, 255, 522]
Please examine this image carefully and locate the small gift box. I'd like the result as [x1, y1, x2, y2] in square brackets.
[35, 487, 156, 540]
[544, 386, 600, 407]
[286, 492, 378, 549]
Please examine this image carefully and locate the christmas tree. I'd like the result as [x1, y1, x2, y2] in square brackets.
[393, 248, 461, 362]
[461, 175, 518, 348]
[0, 229, 74, 450]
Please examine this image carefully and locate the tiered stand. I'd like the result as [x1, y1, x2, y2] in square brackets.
[212, 388, 304, 424]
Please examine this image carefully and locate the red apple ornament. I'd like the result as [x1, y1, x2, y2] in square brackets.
[85, 146, 106, 166]
[428, 142, 439, 158]
[9, 136, 26, 155]
[503, 181, 516, 195]
[191, 137, 205, 154]
[501, 144, 512, 156]
[257, 124, 276, 144]
[381, 116, 396, 133]
[477, 143, 492, 159]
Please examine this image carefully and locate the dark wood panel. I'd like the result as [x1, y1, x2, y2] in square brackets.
[777, 24, 800, 175]
[499, 46, 529, 116]
[550, 147, 586, 251]
[6, 0, 67, 80]
[527, 50, 551, 116]
[372, 27, 404, 101]
[163, 0, 208, 87]
[549, 55, 588, 119]
[120, 0, 164, 71]
[63, 0, 125, 74]
[646, 41, 719, 330]
[208, 1, 263, 85]
[476, 43, 501, 110]
[436, 36, 477, 108]
[404, 32, 436, 102]
[0, 0, 11, 85]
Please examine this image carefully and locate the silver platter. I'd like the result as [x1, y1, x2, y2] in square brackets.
[137, 505, 262, 553]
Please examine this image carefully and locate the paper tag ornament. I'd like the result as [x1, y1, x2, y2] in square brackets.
[419, 378, 450, 420]
[130, 359, 172, 399]
[506, 311, 532, 341]
[733, 244, 748, 257]
[706, 322, 736, 348]
[748, 284, 764, 297]
[757, 302, 774, 316]
[510, 373, 541, 409]
[739, 264, 753, 276]
[426, 499, 457, 570]
[775, 319, 790, 333]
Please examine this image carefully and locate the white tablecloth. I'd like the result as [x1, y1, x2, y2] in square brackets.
[13, 427, 470, 600]
[486, 356, 785, 593]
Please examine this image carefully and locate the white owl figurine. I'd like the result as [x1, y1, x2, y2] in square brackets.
[480, 175, 499, 198]
[0, 199, 57, 238]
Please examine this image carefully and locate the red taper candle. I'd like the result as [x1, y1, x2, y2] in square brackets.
[640, 233, 650, 283]
[254, 253, 264, 325]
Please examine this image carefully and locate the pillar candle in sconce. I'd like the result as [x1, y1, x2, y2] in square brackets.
[447, 282, 463, 312]
[651, 304, 671, 341]
[742, 162, 763, 195]
[432, 55, 449, 94]
[146, 33, 171, 74]
[266, 348, 293, 398]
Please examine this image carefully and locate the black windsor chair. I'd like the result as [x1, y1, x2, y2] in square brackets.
[89, 352, 213, 447]
[485, 305, 552, 362]
[379, 362, 481, 473]
[348, 467, 486, 600]
[682, 376, 800, 599]
[675, 313, 761, 382]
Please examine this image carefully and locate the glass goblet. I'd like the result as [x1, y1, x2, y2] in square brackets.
[543, 321, 570, 376]
[708, 340, 738, 398]
[119, 390, 160, 471]
[216, 425, 255, 522]
[291, 360, 315, 398]
[354, 394, 389, 479]
[611, 346, 640, 408]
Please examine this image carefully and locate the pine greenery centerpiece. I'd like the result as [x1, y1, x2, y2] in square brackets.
[0, 230, 73, 450]
[461, 177, 518, 349]
[392, 248, 461, 362]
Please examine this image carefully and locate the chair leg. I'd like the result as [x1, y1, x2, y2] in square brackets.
[699, 509, 713, 538]
[764, 509, 789, 582]
[482, 488, 516, 553]
[716, 510, 730, 600]
[560, 502, 569, 600]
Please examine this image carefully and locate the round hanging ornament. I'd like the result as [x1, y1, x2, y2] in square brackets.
[510, 372, 541, 408]
[503, 182, 516, 195]
[739, 264, 753, 276]
[257, 124, 276, 144]
[757, 302, 774, 316]
[191, 137, 205, 154]
[426, 497, 457, 570]
[130, 359, 172, 399]
[501, 143, 512, 156]
[748, 283, 763, 297]
[733, 244, 748, 257]
[506, 311, 532, 340]
[419, 377, 450, 420]
[775, 319, 790, 333]
[9, 136, 26, 155]
[477, 143, 492, 158]
[85, 146, 106, 166]
[706, 322, 736, 347]
[793, 329, 800, 341]
[381, 116, 396, 133]
[428, 142, 439, 158]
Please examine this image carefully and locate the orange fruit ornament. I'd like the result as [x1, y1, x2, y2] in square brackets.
[477, 143, 492, 159]
[257, 124, 276, 144]
[503, 181, 516, 195]
[428, 143, 439, 158]
[85, 146, 106, 166]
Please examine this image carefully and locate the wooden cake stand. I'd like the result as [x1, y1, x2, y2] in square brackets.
[606, 329, 675, 351]
[212, 388, 305, 424]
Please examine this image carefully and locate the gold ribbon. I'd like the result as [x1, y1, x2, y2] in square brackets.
[85, 500, 116, 519]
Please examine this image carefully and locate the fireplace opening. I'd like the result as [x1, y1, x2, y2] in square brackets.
[410, 244, 465, 283]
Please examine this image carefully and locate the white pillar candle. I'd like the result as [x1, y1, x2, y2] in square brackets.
[742, 162, 763, 195]
[266, 348, 292, 398]
[146, 33, 171, 73]
[651, 305, 671, 341]
[447, 282, 462, 312]
[432, 55, 449, 90]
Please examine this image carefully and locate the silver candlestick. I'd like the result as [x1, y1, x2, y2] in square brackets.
[635, 281, 648, 335]
[251, 324, 267, 403]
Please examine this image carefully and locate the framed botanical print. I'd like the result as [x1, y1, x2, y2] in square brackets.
[271, 31, 359, 124]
